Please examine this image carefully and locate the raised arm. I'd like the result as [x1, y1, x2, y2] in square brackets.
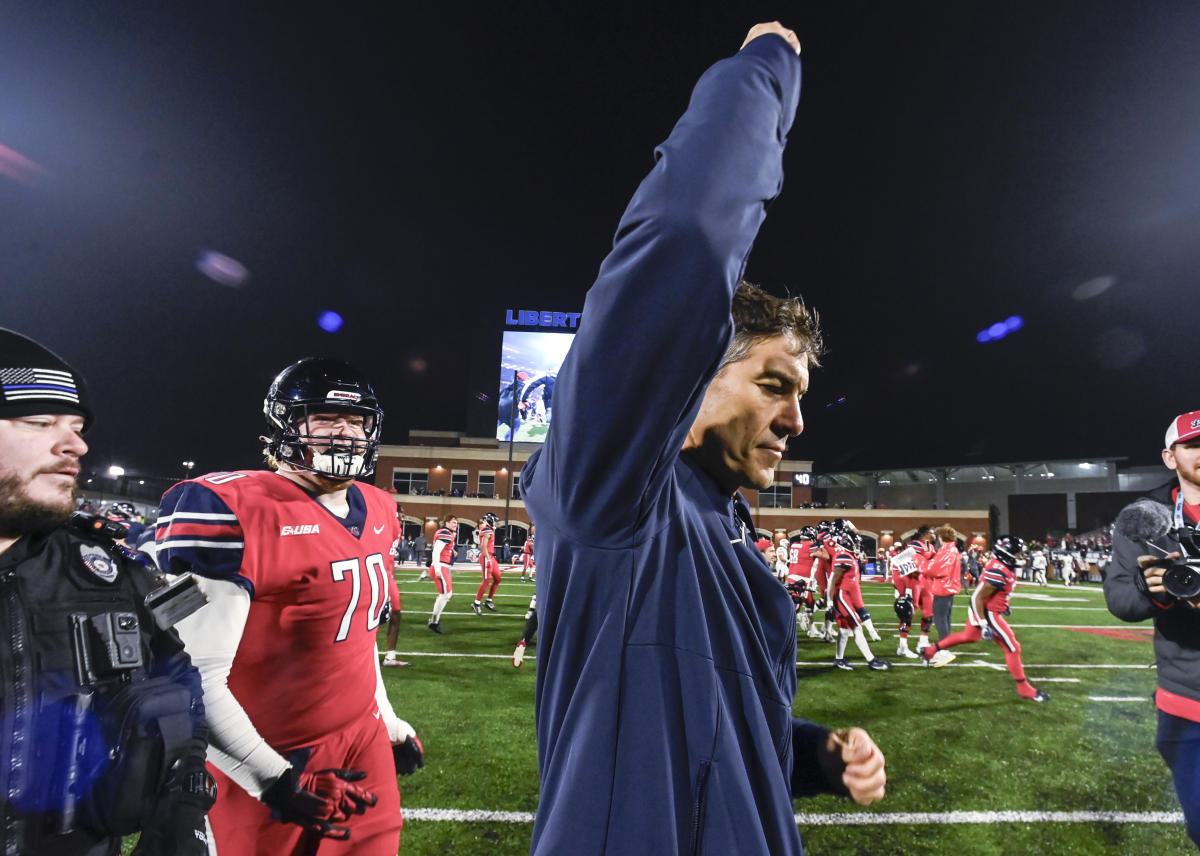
[531, 28, 802, 540]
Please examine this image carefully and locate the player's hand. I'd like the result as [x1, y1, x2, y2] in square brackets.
[261, 767, 378, 840]
[393, 734, 425, 776]
[741, 21, 800, 55]
[1138, 552, 1180, 594]
[980, 625, 994, 641]
[824, 728, 886, 805]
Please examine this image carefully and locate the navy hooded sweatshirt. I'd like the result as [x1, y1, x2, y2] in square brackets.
[523, 33, 835, 856]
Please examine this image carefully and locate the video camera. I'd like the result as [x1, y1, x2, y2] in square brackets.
[1115, 499, 1200, 600]
[1143, 527, 1200, 600]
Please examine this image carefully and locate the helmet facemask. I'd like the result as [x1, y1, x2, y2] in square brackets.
[266, 401, 382, 480]
[262, 357, 385, 481]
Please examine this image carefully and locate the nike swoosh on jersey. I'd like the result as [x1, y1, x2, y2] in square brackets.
[373, 524, 386, 534]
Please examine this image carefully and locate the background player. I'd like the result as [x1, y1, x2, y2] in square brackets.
[156, 358, 425, 854]
[1030, 544, 1049, 586]
[472, 512, 502, 614]
[381, 556, 409, 667]
[789, 527, 827, 638]
[811, 528, 838, 641]
[427, 515, 457, 633]
[893, 525, 935, 658]
[520, 523, 536, 582]
[825, 522, 889, 671]
[512, 593, 538, 668]
[786, 530, 813, 631]
[921, 535, 1049, 703]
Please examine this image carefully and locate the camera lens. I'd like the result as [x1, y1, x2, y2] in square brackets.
[1163, 563, 1200, 600]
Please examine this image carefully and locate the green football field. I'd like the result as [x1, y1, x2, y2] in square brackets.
[379, 569, 1193, 856]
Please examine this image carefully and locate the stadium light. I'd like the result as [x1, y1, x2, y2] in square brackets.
[108, 465, 125, 478]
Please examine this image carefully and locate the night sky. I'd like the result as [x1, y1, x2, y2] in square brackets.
[3, 2, 1198, 488]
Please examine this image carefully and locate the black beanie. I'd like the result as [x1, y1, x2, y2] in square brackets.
[0, 328, 94, 431]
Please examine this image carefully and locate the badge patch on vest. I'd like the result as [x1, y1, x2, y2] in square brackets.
[80, 544, 118, 583]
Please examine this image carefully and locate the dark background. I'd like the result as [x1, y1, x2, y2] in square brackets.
[3, 2, 1196, 485]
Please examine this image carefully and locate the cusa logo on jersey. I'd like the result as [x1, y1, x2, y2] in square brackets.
[280, 524, 321, 536]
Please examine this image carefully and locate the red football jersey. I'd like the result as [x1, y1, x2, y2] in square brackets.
[829, 549, 861, 599]
[157, 470, 401, 747]
[980, 556, 1016, 613]
[788, 541, 815, 580]
[479, 523, 496, 558]
[433, 527, 455, 564]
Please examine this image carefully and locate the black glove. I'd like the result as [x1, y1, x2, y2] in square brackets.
[261, 766, 378, 840]
[130, 770, 217, 856]
[392, 735, 425, 776]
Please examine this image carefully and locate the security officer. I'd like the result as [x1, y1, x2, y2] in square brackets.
[0, 329, 214, 855]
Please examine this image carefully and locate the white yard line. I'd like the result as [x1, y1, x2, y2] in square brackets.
[403, 808, 1183, 826]
[1028, 677, 1082, 683]
[794, 810, 1182, 826]
[797, 661, 1155, 669]
[1088, 696, 1151, 702]
[390, 651, 516, 659]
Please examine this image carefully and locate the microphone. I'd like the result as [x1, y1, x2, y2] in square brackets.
[1114, 500, 1172, 544]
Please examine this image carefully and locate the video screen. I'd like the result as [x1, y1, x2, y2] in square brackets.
[496, 330, 575, 442]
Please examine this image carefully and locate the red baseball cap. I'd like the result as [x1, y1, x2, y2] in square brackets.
[1165, 411, 1200, 447]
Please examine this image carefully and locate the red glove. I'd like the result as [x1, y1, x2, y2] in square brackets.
[261, 767, 378, 840]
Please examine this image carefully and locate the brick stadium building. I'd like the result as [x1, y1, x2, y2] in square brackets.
[374, 430, 990, 561]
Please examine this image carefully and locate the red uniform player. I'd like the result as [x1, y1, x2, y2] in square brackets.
[824, 522, 889, 672]
[472, 512, 502, 613]
[921, 535, 1049, 702]
[427, 515, 457, 633]
[786, 531, 820, 636]
[810, 533, 838, 641]
[156, 359, 425, 855]
[381, 542, 410, 666]
[521, 524, 536, 582]
[894, 526, 936, 658]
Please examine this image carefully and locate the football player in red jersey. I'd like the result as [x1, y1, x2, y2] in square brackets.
[893, 526, 935, 658]
[823, 522, 889, 671]
[920, 535, 1049, 702]
[427, 515, 457, 633]
[809, 531, 839, 642]
[788, 527, 828, 638]
[472, 512, 502, 613]
[521, 523, 536, 582]
[156, 358, 424, 855]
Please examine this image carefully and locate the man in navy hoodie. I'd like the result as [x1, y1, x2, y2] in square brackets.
[521, 22, 886, 856]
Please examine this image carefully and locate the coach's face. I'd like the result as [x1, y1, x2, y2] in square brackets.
[684, 334, 808, 495]
[0, 414, 88, 535]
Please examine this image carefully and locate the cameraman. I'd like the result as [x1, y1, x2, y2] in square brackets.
[1, 329, 213, 855]
[1105, 409, 1200, 848]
